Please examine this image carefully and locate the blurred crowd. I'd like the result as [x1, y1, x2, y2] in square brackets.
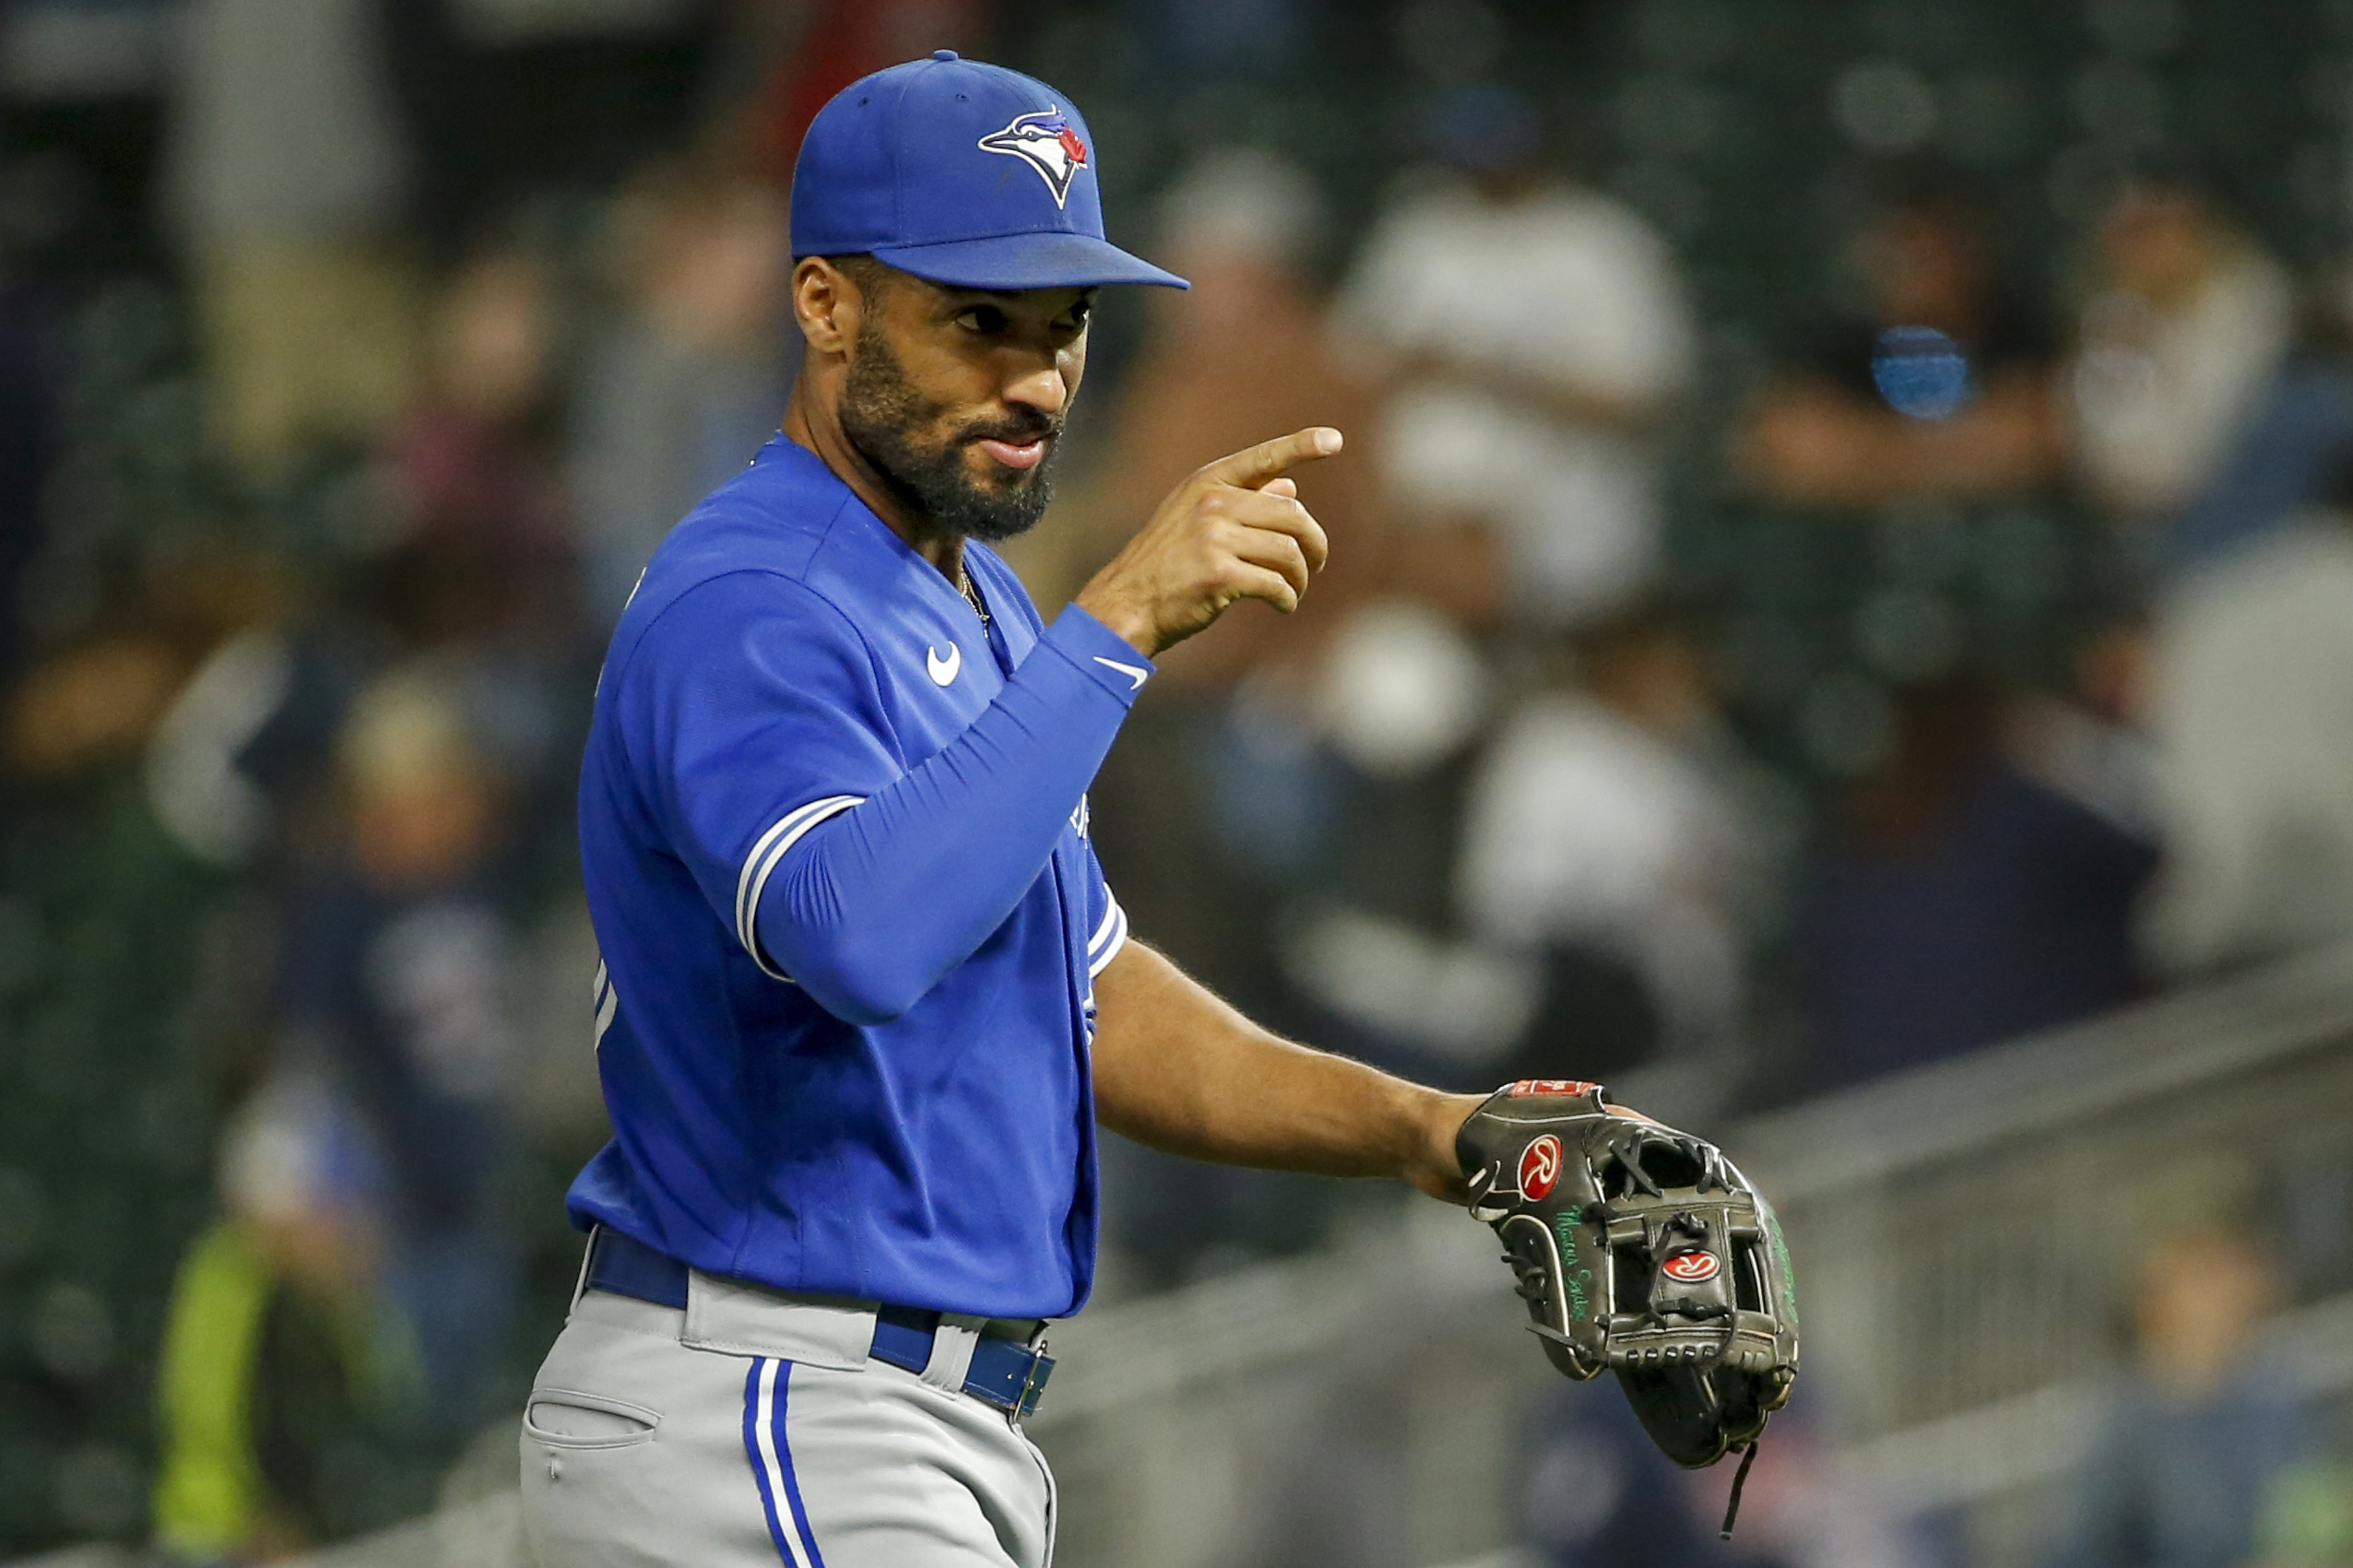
[1, 0, 2351, 1564]
[1077, 113, 2353, 1273]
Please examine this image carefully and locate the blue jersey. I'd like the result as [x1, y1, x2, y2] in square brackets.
[569, 435, 1151, 1319]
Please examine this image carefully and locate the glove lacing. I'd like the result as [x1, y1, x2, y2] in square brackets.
[1719, 1441, 1759, 1539]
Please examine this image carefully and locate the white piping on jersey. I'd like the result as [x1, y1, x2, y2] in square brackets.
[1086, 898, 1121, 956]
[735, 795, 864, 982]
[1086, 898, 1129, 978]
[594, 570, 652, 701]
[594, 973, 620, 1049]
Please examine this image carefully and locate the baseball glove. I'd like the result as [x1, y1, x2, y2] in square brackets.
[1457, 1079, 1800, 1532]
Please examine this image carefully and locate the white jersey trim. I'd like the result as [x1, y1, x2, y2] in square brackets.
[1085, 898, 1119, 955]
[1086, 896, 1129, 978]
[736, 794, 864, 983]
[594, 976, 620, 1049]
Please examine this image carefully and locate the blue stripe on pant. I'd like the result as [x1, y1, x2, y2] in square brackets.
[741, 1357, 830, 1568]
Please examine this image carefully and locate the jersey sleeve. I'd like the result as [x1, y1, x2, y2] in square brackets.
[754, 605, 1150, 1022]
[621, 570, 1154, 1025]
[619, 571, 903, 980]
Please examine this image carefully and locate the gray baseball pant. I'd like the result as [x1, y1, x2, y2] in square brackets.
[518, 1279, 1057, 1568]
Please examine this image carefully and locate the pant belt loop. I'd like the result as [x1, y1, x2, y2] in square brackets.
[920, 1313, 987, 1392]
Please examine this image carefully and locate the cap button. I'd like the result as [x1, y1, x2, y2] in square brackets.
[932, 49, 958, 61]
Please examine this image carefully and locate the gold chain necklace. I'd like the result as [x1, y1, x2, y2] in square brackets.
[956, 564, 991, 630]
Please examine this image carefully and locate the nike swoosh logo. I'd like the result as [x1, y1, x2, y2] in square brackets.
[1093, 655, 1149, 690]
[927, 643, 962, 686]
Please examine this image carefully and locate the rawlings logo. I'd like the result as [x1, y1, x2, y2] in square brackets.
[1519, 1135, 1564, 1201]
[1661, 1251, 1720, 1284]
[977, 107, 1089, 208]
[1506, 1079, 1602, 1098]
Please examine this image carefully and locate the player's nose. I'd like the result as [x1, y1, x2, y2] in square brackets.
[1003, 361, 1070, 421]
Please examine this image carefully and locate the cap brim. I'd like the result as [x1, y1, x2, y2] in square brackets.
[870, 230, 1188, 290]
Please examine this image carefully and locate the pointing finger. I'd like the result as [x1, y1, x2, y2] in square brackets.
[1198, 427, 1342, 490]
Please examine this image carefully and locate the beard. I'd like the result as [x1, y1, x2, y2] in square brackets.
[837, 318, 1061, 543]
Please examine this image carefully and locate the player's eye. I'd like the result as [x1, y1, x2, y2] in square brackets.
[956, 305, 1010, 335]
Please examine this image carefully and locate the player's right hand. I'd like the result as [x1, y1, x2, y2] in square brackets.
[1074, 426, 1342, 657]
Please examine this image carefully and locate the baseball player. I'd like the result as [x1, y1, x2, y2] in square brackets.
[522, 50, 1792, 1568]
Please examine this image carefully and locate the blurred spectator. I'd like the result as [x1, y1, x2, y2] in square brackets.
[151, 1074, 434, 1562]
[123, 232, 583, 867]
[274, 666, 523, 1424]
[1271, 89, 1698, 1104]
[2157, 267, 2353, 577]
[2117, 233, 2353, 977]
[1334, 85, 1693, 631]
[2139, 504, 2353, 974]
[2044, 1228, 2317, 1568]
[345, 241, 597, 873]
[1453, 601, 1756, 1111]
[1793, 666, 2158, 1090]
[167, 0, 421, 483]
[332, 532, 586, 894]
[1735, 169, 2063, 510]
[384, 240, 575, 636]
[2069, 164, 2295, 537]
[142, 445, 571, 878]
[389, 242, 563, 536]
[570, 160, 790, 623]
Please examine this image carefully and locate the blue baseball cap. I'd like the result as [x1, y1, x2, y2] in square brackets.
[791, 51, 1188, 291]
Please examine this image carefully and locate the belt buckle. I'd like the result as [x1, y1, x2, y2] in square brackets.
[1014, 1339, 1053, 1419]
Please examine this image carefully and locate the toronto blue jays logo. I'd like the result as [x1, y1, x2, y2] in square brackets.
[977, 107, 1089, 208]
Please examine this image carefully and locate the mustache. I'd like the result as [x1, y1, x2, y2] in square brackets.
[957, 408, 1062, 446]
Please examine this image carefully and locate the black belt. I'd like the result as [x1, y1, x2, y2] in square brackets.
[582, 1228, 1054, 1419]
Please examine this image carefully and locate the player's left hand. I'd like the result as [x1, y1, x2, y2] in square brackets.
[1411, 1091, 1654, 1204]
[1453, 1078, 1800, 1532]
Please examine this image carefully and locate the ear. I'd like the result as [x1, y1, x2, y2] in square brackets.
[792, 257, 862, 357]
